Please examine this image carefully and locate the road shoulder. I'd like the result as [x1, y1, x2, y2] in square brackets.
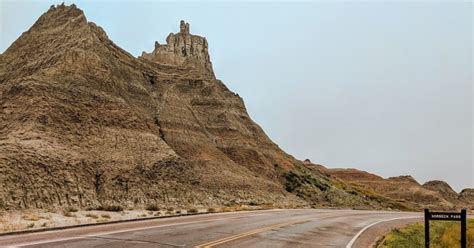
[351, 217, 422, 248]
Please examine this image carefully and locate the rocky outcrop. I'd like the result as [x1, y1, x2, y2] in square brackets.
[140, 20, 215, 78]
[459, 189, 474, 205]
[422, 180, 459, 201]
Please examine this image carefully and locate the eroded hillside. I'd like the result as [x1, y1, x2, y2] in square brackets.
[0, 4, 470, 212]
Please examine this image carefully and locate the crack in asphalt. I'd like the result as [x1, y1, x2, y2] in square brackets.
[85, 236, 185, 247]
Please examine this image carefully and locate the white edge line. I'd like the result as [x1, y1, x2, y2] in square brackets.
[8, 213, 272, 248]
[345, 216, 420, 248]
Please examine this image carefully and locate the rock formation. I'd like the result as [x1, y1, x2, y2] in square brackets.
[140, 20, 215, 78]
[0, 4, 306, 210]
[460, 189, 474, 203]
[313, 164, 473, 210]
[0, 4, 469, 212]
[422, 180, 459, 201]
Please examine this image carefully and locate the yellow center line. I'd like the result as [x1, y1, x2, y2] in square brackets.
[194, 219, 309, 248]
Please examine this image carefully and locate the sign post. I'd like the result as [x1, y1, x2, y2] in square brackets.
[424, 209, 467, 248]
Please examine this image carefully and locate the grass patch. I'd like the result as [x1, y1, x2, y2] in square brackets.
[378, 219, 474, 248]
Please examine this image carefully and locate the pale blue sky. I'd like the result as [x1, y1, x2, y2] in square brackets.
[1, 1, 472, 191]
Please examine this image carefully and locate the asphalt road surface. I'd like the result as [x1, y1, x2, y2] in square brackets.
[0, 209, 421, 248]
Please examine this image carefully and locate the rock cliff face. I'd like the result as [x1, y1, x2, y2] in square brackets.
[140, 20, 214, 78]
[0, 4, 469, 211]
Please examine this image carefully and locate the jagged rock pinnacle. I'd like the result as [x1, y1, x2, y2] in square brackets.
[179, 20, 190, 34]
[140, 20, 215, 78]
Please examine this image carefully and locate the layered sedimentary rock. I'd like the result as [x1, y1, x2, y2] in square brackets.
[0, 4, 469, 211]
[0, 4, 308, 210]
[314, 164, 473, 210]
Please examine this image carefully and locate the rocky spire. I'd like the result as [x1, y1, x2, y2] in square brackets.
[140, 20, 215, 78]
[179, 20, 190, 34]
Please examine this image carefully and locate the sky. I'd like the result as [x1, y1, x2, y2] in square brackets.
[1, 1, 472, 192]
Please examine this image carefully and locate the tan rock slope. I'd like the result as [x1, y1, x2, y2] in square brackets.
[314, 164, 473, 210]
[0, 4, 306, 210]
[0, 4, 469, 211]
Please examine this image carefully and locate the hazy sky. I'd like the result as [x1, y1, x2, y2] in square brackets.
[1, 1, 472, 192]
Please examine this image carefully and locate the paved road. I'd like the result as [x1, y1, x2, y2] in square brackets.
[0, 209, 421, 248]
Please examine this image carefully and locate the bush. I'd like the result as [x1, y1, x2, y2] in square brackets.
[207, 208, 216, 213]
[99, 205, 123, 212]
[85, 213, 99, 219]
[65, 206, 78, 212]
[101, 214, 111, 219]
[146, 205, 160, 211]
[166, 207, 174, 212]
[188, 209, 198, 214]
[62, 210, 75, 217]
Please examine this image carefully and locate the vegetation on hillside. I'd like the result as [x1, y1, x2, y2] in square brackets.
[377, 220, 474, 248]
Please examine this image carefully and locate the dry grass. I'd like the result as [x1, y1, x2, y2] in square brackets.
[378, 220, 474, 248]
[1, 224, 24, 233]
[62, 210, 76, 218]
[207, 208, 216, 213]
[187, 209, 198, 214]
[85, 213, 99, 219]
[22, 214, 41, 221]
[101, 214, 111, 219]
[65, 207, 78, 213]
[97, 205, 124, 212]
[145, 205, 160, 211]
